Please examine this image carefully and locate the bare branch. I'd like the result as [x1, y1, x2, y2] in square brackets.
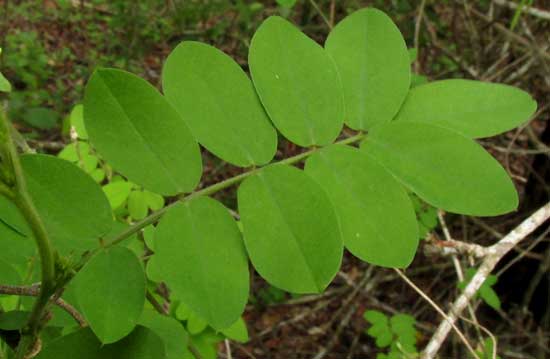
[0, 284, 86, 327]
[422, 202, 550, 359]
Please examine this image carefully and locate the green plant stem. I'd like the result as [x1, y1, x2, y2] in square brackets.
[0, 112, 57, 359]
[94, 132, 365, 255]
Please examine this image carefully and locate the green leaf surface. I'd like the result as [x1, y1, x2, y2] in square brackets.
[84, 68, 202, 195]
[35, 327, 102, 359]
[163, 41, 277, 167]
[220, 317, 249, 343]
[128, 190, 149, 220]
[249, 16, 344, 146]
[361, 122, 518, 216]
[73, 246, 146, 343]
[0, 196, 31, 236]
[0, 258, 21, 286]
[139, 310, 189, 359]
[325, 8, 410, 130]
[36, 326, 165, 359]
[103, 181, 134, 210]
[394, 80, 537, 138]
[305, 145, 418, 267]
[0, 71, 11, 92]
[0, 311, 29, 330]
[69, 104, 88, 139]
[143, 191, 164, 211]
[22, 107, 59, 129]
[187, 312, 208, 335]
[155, 196, 249, 329]
[238, 164, 343, 293]
[58, 142, 99, 173]
[21, 154, 113, 253]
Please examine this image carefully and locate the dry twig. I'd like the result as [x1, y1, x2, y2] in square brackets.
[422, 202, 550, 358]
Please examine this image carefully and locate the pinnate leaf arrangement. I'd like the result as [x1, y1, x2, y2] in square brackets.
[0, 8, 537, 358]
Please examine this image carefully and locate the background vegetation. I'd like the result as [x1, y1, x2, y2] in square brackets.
[1, 0, 549, 358]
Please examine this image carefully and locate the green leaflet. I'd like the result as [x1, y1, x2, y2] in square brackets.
[102, 181, 134, 210]
[0, 311, 29, 330]
[68, 104, 88, 139]
[21, 154, 112, 254]
[127, 190, 149, 220]
[325, 8, 410, 130]
[163, 41, 277, 167]
[220, 317, 249, 343]
[139, 310, 189, 359]
[249, 16, 344, 147]
[35, 326, 165, 359]
[394, 79, 537, 138]
[0, 258, 21, 286]
[0, 71, 11, 93]
[73, 246, 146, 344]
[0, 196, 30, 237]
[83, 68, 202, 195]
[155, 196, 249, 329]
[361, 122, 518, 216]
[305, 145, 418, 267]
[238, 164, 343, 293]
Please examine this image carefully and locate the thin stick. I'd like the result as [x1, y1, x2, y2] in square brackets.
[422, 202, 550, 358]
[393, 269, 480, 359]
[413, 0, 427, 73]
[0, 284, 86, 327]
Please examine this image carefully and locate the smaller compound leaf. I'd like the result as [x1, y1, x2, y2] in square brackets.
[163, 41, 277, 167]
[394, 79, 537, 138]
[84, 68, 202, 195]
[73, 246, 146, 344]
[390, 314, 416, 335]
[128, 190, 149, 220]
[249, 16, 344, 147]
[21, 154, 113, 254]
[143, 190, 164, 211]
[479, 286, 501, 310]
[155, 196, 249, 329]
[361, 122, 518, 216]
[238, 164, 343, 293]
[139, 310, 189, 359]
[102, 181, 133, 210]
[325, 8, 410, 130]
[305, 145, 418, 267]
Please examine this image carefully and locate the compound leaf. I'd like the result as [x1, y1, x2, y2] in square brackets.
[21, 154, 112, 254]
[84, 68, 202, 195]
[361, 122, 518, 216]
[155, 196, 249, 329]
[249, 16, 344, 147]
[394, 79, 537, 138]
[73, 246, 146, 344]
[305, 145, 418, 267]
[163, 41, 277, 167]
[325, 8, 410, 130]
[238, 164, 342, 293]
